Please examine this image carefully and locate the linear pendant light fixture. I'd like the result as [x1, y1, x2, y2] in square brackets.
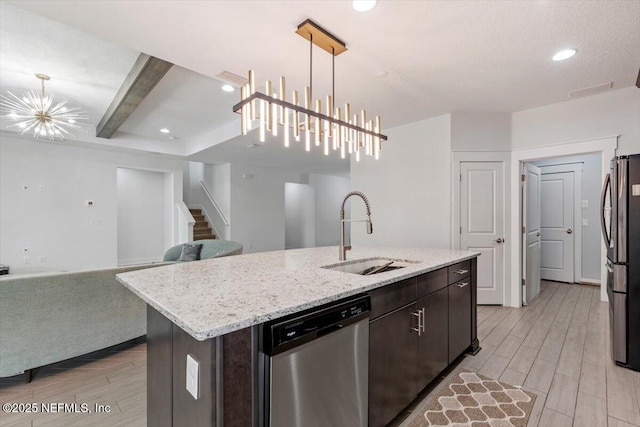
[233, 19, 387, 161]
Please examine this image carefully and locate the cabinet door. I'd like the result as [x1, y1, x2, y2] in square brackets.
[448, 281, 472, 362]
[417, 288, 448, 388]
[369, 304, 418, 427]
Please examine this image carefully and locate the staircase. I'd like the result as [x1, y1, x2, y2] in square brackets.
[189, 208, 217, 240]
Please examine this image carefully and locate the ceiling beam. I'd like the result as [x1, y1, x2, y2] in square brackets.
[96, 53, 173, 138]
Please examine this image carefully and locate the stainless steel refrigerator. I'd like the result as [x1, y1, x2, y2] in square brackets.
[601, 153, 640, 371]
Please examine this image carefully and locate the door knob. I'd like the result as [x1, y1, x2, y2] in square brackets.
[567, 228, 573, 234]
[536, 232, 541, 237]
[495, 238, 504, 244]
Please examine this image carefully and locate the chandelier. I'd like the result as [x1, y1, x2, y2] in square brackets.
[233, 20, 388, 161]
[0, 74, 87, 140]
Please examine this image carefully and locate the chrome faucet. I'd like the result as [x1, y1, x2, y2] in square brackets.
[339, 191, 373, 261]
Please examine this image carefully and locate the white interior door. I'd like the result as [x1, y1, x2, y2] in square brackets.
[460, 162, 505, 305]
[540, 172, 575, 283]
[523, 163, 541, 305]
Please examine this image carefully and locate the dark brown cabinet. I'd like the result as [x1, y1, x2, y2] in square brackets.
[417, 287, 449, 387]
[369, 303, 418, 427]
[448, 280, 472, 363]
[368, 258, 478, 427]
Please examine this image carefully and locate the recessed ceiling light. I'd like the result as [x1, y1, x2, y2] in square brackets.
[353, 0, 376, 12]
[160, 128, 170, 134]
[168, 135, 178, 140]
[552, 48, 577, 61]
[222, 84, 235, 92]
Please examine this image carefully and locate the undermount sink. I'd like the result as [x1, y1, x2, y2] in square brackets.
[322, 257, 420, 276]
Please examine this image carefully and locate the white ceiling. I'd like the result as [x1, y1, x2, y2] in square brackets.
[0, 2, 138, 126]
[2, 1, 639, 174]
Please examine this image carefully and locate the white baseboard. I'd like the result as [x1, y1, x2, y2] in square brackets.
[118, 256, 162, 266]
[579, 278, 601, 286]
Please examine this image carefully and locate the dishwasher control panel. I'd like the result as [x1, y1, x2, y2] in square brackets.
[261, 294, 370, 356]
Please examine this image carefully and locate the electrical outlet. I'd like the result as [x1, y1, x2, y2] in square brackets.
[582, 219, 589, 226]
[186, 354, 199, 399]
[581, 200, 589, 208]
[39, 256, 47, 263]
[39, 185, 45, 192]
[23, 256, 30, 264]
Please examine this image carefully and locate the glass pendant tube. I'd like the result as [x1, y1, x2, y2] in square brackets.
[284, 107, 290, 148]
[374, 116, 381, 160]
[304, 87, 311, 151]
[265, 80, 272, 132]
[292, 90, 300, 141]
[344, 104, 350, 153]
[325, 96, 332, 150]
[245, 84, 252, 130]
[315, 100, 321, 147]
[279, 77, 285, 125]
[272, 94, 278, 137]
[240, 86, 247, 135]
[249, 70, 256, 120]
[259, 100, 265, 142]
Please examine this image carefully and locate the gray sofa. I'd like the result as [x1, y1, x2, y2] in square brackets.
[0, 263, 168, 378]
[0, 239, 243, 379]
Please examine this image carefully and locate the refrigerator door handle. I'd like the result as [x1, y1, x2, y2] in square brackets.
[601, 173, 611, 246]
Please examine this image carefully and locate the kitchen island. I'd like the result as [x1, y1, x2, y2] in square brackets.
[117, 246, 479, 427]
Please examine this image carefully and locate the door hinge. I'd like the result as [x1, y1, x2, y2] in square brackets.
[522, 278, 526, 286]
[460, 226, 462, 234]
[521, 174, 526, 182]
[460, 173, 462, 182]
[522, 226, 526, 234]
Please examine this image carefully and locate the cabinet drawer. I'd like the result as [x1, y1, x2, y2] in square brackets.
[416, 268, 447, 299]
[369, 278, 417, 320]
[448, 260, 471, 284]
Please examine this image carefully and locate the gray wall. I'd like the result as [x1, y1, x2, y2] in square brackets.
[532, 153, 602, 281]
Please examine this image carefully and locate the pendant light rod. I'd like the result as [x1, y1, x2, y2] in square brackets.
[332, 47, 335, 104]
[309, 34, 313, 101]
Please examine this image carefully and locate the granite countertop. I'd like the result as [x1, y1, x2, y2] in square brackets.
[116, 246, 479, 341]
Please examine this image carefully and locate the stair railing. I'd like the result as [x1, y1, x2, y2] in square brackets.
[200, 181, 230, 226]
[176, 201, 195, 243]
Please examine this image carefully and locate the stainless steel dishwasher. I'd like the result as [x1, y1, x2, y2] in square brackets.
[258, 294, 370, 427]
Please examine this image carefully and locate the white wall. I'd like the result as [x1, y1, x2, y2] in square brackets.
[284, 183, 315, 249]
[116, 168, 166, 265]
[351, 114, 452, 249]
[512, 87, 640, 155]
[0, 134, 184, 272]
[309, 174, 350, 247]
[451, 112, 511, 152]
[229, 164, 307, 253]
[532, 153, 602, 281]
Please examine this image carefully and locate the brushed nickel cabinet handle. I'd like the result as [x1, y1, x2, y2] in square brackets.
[411, 311, 422, 336]
[454, 269, 469, 275]
[457, 282, 469, 288]
[420, 308, 426, 333]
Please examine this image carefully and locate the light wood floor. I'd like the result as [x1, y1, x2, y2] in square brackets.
[1, 281, 639, 427]
[399, 281, 640, 427]
[0, 338, 146, 427]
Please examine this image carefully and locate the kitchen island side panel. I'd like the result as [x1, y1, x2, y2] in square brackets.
[223, 328, 253, 427]
[147, 305, 173, 427]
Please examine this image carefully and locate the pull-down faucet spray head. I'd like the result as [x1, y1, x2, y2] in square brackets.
[339, 191, 373, 260]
